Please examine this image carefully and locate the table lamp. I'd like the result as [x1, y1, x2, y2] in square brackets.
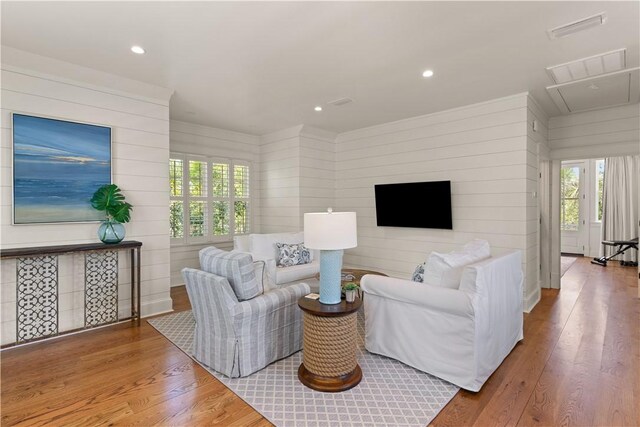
[304, 208, 357, 304]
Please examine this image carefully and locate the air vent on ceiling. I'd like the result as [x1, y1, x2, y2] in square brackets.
[328, 97, 353, 107]
[546, 67, 640, 114]
[547, 12, 607, 40]
[547, 48, 626, 84]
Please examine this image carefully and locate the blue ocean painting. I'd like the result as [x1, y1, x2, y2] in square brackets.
[13, 114, 111, 223]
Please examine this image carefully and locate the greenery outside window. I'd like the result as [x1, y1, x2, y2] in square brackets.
[170, 154, 251, 244]
[560, 165, 580, 231]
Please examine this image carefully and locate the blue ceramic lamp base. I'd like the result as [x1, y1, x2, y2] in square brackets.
[319, 249, 344, 304]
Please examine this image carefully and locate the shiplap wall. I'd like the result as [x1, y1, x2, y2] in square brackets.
[299, 126, 335, 220]
[258, 125, 303, 233]
[548, 103, 640, 160]
[169, 120, 260, 286]
[258, 126, 303, 233]
[258, 126, 336, 233]
[526, 94, 549, 308]
[334, 93, 538, 304]
[0, 48, 173, 344]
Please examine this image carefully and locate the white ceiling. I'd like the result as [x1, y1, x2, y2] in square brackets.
[2, 1, 639, 135]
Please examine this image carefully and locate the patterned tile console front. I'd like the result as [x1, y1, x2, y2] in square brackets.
[16, 256, 59, 343]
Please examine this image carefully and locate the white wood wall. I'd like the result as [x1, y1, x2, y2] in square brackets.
[334, 93, 539, 305]
[548, 103, 640, 160]
[258, 126, 303, 233]
[0, 48, 173, 345]
[298, 126, 335, 221]
[526, 94, 549, 309]
[169, 120, 259, 286]
[258, 125, 336, 233]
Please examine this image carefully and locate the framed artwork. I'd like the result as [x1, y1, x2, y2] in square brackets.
[12, 113, 112, 224]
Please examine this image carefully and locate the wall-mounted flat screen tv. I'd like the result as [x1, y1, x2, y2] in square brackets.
[374, 180, 452, 229]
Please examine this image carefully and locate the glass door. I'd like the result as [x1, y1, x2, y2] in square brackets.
[560, 162, 585, 254]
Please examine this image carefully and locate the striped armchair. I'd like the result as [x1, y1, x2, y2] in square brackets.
[182, 248, 310, 378]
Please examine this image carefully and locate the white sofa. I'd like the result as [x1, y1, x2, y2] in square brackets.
[361, 250, 524, 392]
[233, 232, 320, 285]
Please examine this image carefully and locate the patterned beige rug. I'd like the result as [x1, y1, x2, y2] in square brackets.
[148, 310, 459, 427]
[561, 255, 578, 277]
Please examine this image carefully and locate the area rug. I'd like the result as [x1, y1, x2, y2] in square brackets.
[561, 255, 578, 277]
[148, 310, 459, 427]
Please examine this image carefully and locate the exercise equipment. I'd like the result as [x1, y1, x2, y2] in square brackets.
[591, 237, 638, 267]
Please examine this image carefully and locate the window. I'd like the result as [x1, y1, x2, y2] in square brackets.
[170, 154, 251, 243]
[169, 159, 184, 239]
[560, 165, 580, 231]
[234, 164, 250, 234]
[595, 159, 605, 222]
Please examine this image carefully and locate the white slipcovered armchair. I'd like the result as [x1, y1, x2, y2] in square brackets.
[183, 247, 310, 378]
[361, 251, 524, 392]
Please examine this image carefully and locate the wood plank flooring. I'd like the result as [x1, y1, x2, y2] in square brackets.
[1, 257, 638, 426]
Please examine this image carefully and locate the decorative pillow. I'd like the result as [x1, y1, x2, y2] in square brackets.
[462, 239, 491, 259]
[253, 260, 276, 293]
[249, 232, 305, 261]
[276, 242, 311, 267]
[422, 252, 468, 289]
[422, 240, 491, 289]
[199, 247, 261, 301]
[411, 262, 425, 283]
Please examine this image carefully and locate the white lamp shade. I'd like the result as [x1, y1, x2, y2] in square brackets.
[304, 211, 357, 250]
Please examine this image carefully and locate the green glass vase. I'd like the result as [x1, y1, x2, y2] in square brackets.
[98, 220, 125, 244]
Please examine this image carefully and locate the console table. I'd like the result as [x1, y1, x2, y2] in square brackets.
[0, 240, 142, 346]
[297, 296, 362, 392]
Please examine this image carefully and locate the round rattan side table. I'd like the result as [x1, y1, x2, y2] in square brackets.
[297, 296, 362, 392]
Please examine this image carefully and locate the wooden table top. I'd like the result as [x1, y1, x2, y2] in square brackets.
[298, 296, 362, 317]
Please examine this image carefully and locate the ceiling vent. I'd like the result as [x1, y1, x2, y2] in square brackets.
[328, 97, 353, 107]
[547, 48, 626, 84]
[547, 12, 607, 40]
[546, 67, 640, 114]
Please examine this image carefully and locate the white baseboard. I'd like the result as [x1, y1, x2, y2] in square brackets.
[141, 297, 173, 318]
[524, 287, 541, 313]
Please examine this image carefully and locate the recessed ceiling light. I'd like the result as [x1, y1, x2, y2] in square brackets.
[422, 69, 434, 78]
[314, 106, 322, 112]
[131, 45, 145, 54]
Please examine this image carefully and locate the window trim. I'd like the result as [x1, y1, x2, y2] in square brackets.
[594, 158, 604, 223]
[170, 152, 253, 246]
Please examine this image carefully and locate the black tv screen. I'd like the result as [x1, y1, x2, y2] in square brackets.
[374, 181, 452, 229]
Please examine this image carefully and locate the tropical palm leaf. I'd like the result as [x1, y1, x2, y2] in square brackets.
[108, 202, 133, 223]
[91, 184, 125, 211]
[91, 184, 133, 223]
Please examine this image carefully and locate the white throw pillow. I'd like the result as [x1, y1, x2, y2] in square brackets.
[422, 240, 491, 289]
[249, 232, 305, 261]
[462, 239, 491, 259]
[253, 260, 276, 292]
[422, 252, 467, 289]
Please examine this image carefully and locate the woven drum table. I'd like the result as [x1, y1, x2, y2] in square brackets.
[297, 296, 362, 392]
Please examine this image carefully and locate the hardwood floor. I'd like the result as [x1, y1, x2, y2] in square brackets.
[1, 258, 638, 426]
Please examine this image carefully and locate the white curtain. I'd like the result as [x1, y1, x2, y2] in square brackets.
[600, 155, 640, 262]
